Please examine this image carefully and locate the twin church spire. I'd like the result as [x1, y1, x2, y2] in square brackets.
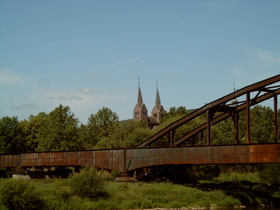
[133, 79, 164, 128]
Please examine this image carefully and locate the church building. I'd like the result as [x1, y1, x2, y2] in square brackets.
[133, 83, 165, 129]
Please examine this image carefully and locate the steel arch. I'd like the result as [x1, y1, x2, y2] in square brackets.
[137, 74, 280, 147]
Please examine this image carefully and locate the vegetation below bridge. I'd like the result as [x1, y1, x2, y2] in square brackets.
[1, 164, 280, 209]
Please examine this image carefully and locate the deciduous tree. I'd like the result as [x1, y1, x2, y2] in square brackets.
[0, 116, 26, 153]
[35, 105, 81, 151]
[81, 107, 120, 149]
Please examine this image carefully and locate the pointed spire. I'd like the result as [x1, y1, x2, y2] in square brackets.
[137, 77, 143, 103]
[155, 80, 161, 105]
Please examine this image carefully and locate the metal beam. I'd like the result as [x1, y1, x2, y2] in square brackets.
[233, 111, 240, 144]
[274, 95, 278, 143]
[136, 74, 280, 147]
[207, 110, 214, 145]
[246, 92, 251, 144]
[199, 131, 203, 145]
[169, 129, 175, 146]
[174, 89, 280, 146]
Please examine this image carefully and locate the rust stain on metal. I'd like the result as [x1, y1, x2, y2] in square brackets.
[1, 144, 280, 172]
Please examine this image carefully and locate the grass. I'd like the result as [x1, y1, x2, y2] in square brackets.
[0, 178, 241, 209]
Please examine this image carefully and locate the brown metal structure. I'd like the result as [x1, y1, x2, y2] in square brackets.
[137, 74, 280, 147]
[0, 75, 280, 173]
[1, 144, 280, 172]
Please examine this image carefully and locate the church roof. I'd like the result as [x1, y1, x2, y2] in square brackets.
[135, 102, 147, 110]
[155, 87, 161, 105]
[152, 87, 164, 112]
[134, 84, 147, 111]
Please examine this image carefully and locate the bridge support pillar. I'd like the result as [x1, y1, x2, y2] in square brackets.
[274, 95, 278, 142]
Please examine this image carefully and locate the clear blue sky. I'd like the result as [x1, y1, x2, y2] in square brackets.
[1, 0, 280, 123]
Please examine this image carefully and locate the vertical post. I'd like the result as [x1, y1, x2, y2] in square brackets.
[123, 149, 127, 172]
[169, 129, 175, 146]
[199, 131, 204, 145]
[246, 92, 251, 144]
[233, 111, 239, 144]
[207, 110, 212, 145]
[274, 95, 278, 143]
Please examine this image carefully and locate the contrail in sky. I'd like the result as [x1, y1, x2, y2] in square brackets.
[100, 57, 141, 70]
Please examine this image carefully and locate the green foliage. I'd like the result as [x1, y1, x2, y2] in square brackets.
[258, 164, 280, 186]
[215, 195, 241, 207]
[80, 107, 120, 149]
[152, 107, 208, 146]
[36, 105, 81, 151]
[0, 116, 27, 153]
[272, 191, 280, 207]
[22, 112, 48, 152]
[213, 172, 260, 183]
[0, 179, 43, 210]
[68, 167, 106, 198]
[238, 105, 275, 143]
[250, 105, 275, 143]
[164, 106, 189, 119]
[95, 120, 153, 149]
[92, 107, 119, 137]
[105, 182, 241, 209]
[1, 177, 271, 209]
[1, 104, 278, 152]
[212, 117, 236, 145]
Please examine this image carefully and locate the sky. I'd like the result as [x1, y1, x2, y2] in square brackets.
[1, 0, 280, 124]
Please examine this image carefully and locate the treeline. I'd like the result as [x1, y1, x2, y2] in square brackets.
[0, 104, 279, 153]
[0, 104, 153, 153]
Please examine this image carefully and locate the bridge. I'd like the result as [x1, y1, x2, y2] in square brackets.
[1, 74, 280, 173]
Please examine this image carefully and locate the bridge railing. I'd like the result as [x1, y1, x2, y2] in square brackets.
[1, 143, 280, 172]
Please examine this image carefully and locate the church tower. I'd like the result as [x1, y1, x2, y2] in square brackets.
[151, 82, 165, 124]
[133, 80, 148, 124]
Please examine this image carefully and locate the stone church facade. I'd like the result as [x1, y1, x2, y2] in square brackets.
[133, 84, 165, 129]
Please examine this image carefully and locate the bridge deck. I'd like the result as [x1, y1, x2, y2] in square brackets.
[1, 143, 280, 172]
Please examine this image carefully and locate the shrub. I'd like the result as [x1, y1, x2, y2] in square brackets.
[54, 185, 72, 201]
[216, 196, 241, 207]
[110, 170, 122, 179]
[68, 167, 107, 198]
[0, 179, 43, 210]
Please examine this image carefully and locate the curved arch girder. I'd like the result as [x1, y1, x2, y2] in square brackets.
[136, 74, 280, 148]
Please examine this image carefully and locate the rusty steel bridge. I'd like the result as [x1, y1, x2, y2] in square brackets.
[1, 74, 280, 173]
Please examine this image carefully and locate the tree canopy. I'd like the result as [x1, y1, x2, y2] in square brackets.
[0, 104, 279, 153]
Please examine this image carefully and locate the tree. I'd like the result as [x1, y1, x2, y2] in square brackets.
[21, 112, 48, 152]
[250, 105, 274, 143]
[258, 164, 280, 186]
[90, 107, 119, 137]
[0, 116, 27, 153]
[36, 105, 81, 151]
[164, 106, 189, 119]
[95, 120, 153, 149]
[81, 107, 120, 149]
[212, 117, 235, 145]
[237, 105, 275, 144]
